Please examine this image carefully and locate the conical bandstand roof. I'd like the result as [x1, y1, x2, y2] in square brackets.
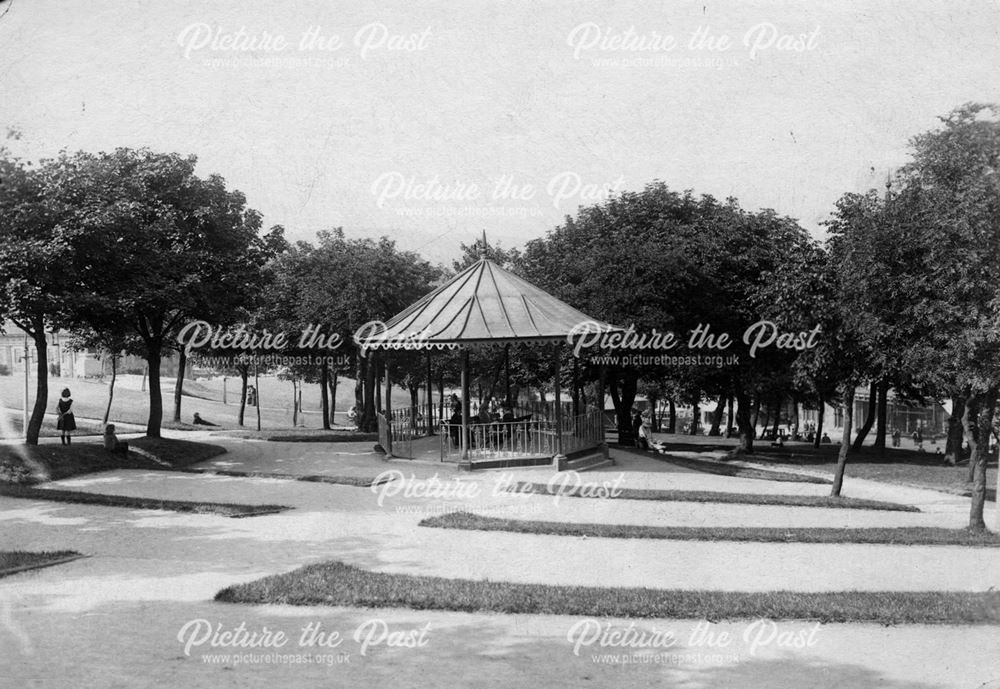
[359, 258, 623, 348]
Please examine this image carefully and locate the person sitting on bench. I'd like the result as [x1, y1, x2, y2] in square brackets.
[500, 403, 532, 444]
[103, 424, 129, 455]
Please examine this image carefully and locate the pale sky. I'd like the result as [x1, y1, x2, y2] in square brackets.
[2, 0, 998, 262]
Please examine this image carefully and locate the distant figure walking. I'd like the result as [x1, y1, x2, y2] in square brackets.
[56, 388, 76, 445]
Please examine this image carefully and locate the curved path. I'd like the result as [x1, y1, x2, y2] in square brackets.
[1, 432, 998, 688]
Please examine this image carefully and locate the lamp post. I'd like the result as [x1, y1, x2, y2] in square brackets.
[22, 334, 28, 442]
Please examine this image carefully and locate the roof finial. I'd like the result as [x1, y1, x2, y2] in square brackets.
[480, 229, 488, 260]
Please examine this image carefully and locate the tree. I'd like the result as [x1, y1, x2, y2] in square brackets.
[453, 235, 521, 272]
[263, 230, 440, 433]
[49, 148, 273, 437]
[521, 183, 815, 452]
[900, 104, 1000, 530]
[0, 154, 79, 444]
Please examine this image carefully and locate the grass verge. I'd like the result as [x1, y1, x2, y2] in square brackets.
[216, 429, 378, 443]
[177, 467, 393, 487]
[0, 550, 84, 578]
[509, 482, 918, 512]
[0, 437, 227, 484]
[214, 560, 1000, 624]
[0, 483, 288, 517]
[420, 512, 1000, 546]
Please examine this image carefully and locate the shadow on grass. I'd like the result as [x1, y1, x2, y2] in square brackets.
[0, 437, 227, 483]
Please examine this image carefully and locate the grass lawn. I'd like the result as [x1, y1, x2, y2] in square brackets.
[214, 560, 1000, 624]
[509, 482, 919, 512]
[0, 373, 414, 436]
[0, 437, 227, 483]
[421, 512, 1000, 546]
[0, 550, 83, 577]
[748, 444, 998, 501]
[0, 483, 287, 517]
[644, 434, 997, 500]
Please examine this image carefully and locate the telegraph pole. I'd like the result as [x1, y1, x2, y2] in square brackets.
[22, 334, 29, 441]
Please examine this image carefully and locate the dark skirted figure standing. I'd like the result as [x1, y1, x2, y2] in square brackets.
[56, 388, 76, 445]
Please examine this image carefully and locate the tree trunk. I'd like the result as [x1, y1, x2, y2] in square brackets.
[734, 390, 754, 453]
[361, 355, 377, 432]
[254, 364, 261, 432]
[727, 396, 735, 436]
[103, 354, 118, 426]
[771, 396, 781, 437]
[25, 326, 48, 446]
[608, 372, 638, 445]
[237, 366, 248, 426]
[965, 390, 996, 531]
[708, 396, 724, 436]
[172, 348, 186, 423]
[328, 369, 339, 427]
[873, 379, 889, 454]
[647, 393, 659, 432]
[668, 399, 676, 433]
[319, 361, 331, 430]
[291, 379, 299, 427]
[409, 384, 419, 431]
[944, 394, 965, 466]
[689, 399, 700, 435]
[851, 380, 878, 452]
[355, 356, 364, 414]
[831, 386, 855, 497]
[813, 395, 825, 449]
[371, 352, 385, 413]
[146, 345, 163, 438]
[751, 397, 761, 436]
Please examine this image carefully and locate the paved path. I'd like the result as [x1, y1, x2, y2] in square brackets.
[1, 432, 998, 688]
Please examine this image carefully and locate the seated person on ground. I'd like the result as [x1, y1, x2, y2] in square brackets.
[103, 424, 129, 454]
[636, 412, 653, 450]
[192, 412, 217, 426]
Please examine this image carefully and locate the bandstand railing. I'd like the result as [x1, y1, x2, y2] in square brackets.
[439, 408, 604, 463]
